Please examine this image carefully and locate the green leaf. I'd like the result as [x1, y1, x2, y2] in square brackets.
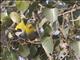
[2, 48, 17, 60]
[19, 45, 30, 57]
[39, 18, 48, 28]
[25, 1, 39, 17]
[75, 20, 80, 28]
[43, 8, 58, 24]
[41, 37, 53, 55]
[10, 12, 21, 23]
[7, 52, 18, 60]
[29, 45, 38, 57]
[33, 55, 41, 60]
[70, 41, 80, 58]
[43, 23, 52, 37]
[1, 14, 12, 29]
[1, 12, 8, 23]
[16, 1, 30, 12]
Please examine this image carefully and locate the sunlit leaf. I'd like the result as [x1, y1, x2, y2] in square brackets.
[16, 1, 30, 12]
[41, 37, 53, 55]
[10, 12, 21, 23]
[39, 18, 48, 28]
[43, 8, 58, 24]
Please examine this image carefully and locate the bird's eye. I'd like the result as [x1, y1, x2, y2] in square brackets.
[60, 56, 63, 59]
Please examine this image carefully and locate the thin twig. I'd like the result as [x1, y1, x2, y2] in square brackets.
[59, 6, 80, 16]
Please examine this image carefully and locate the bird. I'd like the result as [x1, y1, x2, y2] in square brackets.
[15, 19, 38, 40]
[15, 20, 36, 34]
